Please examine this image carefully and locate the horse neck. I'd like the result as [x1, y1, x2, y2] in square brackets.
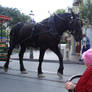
[55, 21, 69, 36]
[54, 15, 70, 36]
[54, 13, 71, 36]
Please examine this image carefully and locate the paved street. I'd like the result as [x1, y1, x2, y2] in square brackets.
[0, 58, 86, 92]
[0, 73, 66, 92]
[0, 51, 86, 92]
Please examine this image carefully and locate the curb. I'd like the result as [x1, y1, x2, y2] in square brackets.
[10, 58, 84, 65]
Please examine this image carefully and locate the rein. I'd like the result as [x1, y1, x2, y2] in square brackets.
[54, 14, 65, 21]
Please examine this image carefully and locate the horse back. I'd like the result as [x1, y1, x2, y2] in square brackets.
[10, 22, 24, 36]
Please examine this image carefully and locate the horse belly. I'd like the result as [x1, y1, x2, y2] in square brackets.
[38, 35, 57, 47]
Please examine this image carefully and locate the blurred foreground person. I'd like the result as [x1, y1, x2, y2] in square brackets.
[65, 48, 92, 92]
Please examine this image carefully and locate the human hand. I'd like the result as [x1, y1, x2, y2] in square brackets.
[65, 81, 76, 90]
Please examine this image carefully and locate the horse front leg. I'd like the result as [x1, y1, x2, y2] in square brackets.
[38, 48, 46, 77]
[19, 46, 27, 74]
[4, 46, 14, 72]
[50, 46, 64, 78]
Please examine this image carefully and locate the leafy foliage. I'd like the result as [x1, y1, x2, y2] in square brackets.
[0, 30, 7, 38]
[53, 9, 65, 15]
[0, 5, 31, 27]
[55, 9, 65, 14]
[80, 0, 92, 25]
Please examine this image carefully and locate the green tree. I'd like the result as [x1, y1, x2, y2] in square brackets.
[0, 5, 31, 27]
[80, 0, 92, 25]
[53, 9, 65, 14]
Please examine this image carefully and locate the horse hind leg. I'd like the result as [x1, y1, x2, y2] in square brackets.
[19, 46, 27, 74]
[4, 31, 17, 72]
[4, 46, 14, 72]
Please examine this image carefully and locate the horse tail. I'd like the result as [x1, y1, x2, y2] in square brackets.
[9, 22, 24, 47]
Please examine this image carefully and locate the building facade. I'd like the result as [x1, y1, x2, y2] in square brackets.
[73, 0, 92, 51]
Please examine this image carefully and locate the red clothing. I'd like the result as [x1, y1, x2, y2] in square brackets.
[75, 66, 92, 92]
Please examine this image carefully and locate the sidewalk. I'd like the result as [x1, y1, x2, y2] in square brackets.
[0, 59, 86, 92]
[0, 50, 85, 92]
[0, 59, 85, 83]
[11, 50, 83, 64]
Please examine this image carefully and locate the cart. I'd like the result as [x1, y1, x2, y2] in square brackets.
[0, 15, 11, 61]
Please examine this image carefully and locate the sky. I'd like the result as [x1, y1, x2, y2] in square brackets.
[0, 0, 73, 22]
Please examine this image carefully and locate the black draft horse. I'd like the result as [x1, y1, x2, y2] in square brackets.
[4, 12, 83, 77]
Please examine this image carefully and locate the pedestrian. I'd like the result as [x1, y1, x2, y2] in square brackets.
[79, 34, 90, 61]
[65, 48, 92, 92]
[76, 41, 81, 56]
[82, 34, 90, 54]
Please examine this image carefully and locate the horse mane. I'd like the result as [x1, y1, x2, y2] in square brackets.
[39, 13, 72, 27]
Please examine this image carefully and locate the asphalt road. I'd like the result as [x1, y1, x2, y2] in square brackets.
[0, 59, 86, 92]
[0, 73, 67, 92]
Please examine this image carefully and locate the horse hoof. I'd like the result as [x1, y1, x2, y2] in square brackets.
[38, 74, 45, 78]
[21, 71, 28, 74]
[57, 72, 63, 78]
[4, 67, 8, 72]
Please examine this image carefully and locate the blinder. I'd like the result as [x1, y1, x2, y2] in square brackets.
[69, 16, 82, 30]
[68, 13, 83, 41]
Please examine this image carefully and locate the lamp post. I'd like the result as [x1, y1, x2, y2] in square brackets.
[29, 10, 35, 23]
[48, 11, 52, 16]
[29, 10, 35, 59]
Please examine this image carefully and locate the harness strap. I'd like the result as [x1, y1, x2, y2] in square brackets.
[48, 16, 56, 32]
[21, 24, 36, 44]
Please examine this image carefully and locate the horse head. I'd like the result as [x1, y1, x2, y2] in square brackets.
[54, 12, 83, 42]
[68, 12, 83, 42]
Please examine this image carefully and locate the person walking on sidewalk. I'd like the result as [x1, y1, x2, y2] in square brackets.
[65, 48, 92, 92]
[79, 34, 90, 61]
[82, 34, 90, 54]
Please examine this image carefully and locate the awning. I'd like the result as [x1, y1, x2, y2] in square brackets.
[0, 15, 12, 23]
